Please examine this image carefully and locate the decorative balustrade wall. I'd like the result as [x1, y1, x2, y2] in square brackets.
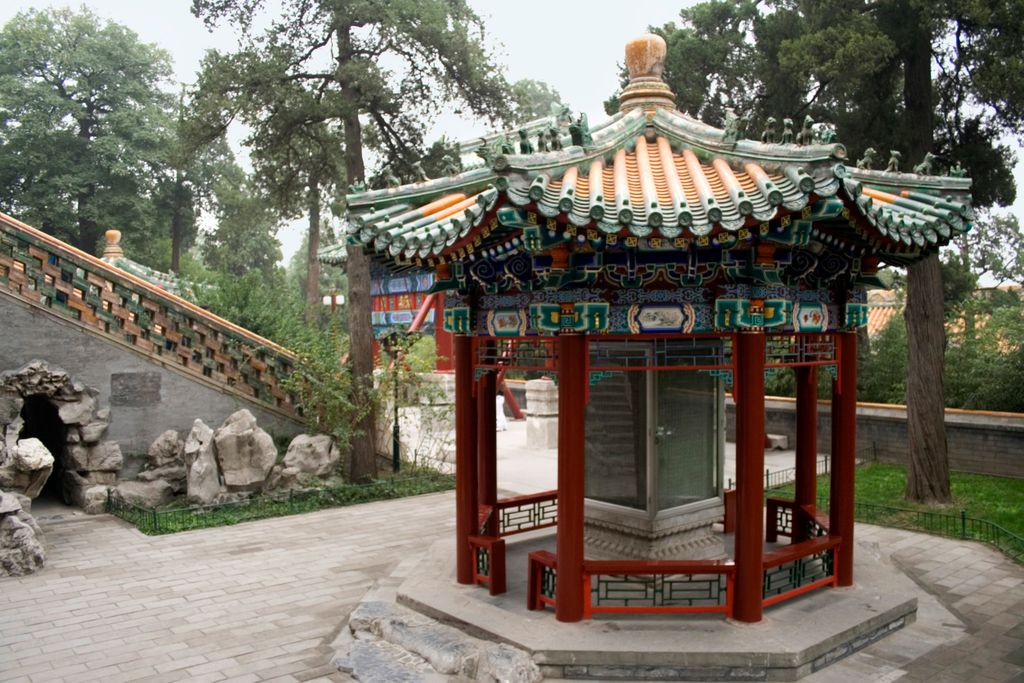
[0, 214, 299, 419]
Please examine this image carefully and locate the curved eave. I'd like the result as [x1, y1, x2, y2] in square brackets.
[318, 242, 348, 266]
[842, 171, 973, 258]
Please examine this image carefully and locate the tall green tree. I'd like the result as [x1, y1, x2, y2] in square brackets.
[649, 0, 1022, 503]
[0, 7, 174, 255]
[510, 79, 565, 122]
[192, 0, 513, 481]
[187, 47, 345, 323]
[158, 96, 241, 273]
[201, 166, 282, 282]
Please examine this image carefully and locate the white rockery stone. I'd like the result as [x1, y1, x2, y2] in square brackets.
[213, 409, 278, 490]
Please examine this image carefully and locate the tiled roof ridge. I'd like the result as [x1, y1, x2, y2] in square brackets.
[345, 108, 854, 212]
[0, 211, 293, 358]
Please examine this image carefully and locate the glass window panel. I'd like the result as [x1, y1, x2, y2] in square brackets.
[585, 363, 647, 511]
[655, 370, 719, 510]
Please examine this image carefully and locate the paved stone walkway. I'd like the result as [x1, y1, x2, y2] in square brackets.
[2, 492, 1022, 682]
[0, 494, 452, 683]
[835, 525, 1024, 683]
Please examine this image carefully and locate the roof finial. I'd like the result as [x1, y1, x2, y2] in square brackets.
[619, 34, 676, 114]
[102, 229, 124, 261]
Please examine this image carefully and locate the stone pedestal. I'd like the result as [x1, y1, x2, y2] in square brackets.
[525, 379, 558, 450]
[584, 499, 726, 560]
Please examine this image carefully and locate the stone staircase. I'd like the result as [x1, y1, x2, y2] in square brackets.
[0, 212, 300, 421]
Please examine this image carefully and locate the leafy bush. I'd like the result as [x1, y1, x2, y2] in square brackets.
[283, 319, 373, 450]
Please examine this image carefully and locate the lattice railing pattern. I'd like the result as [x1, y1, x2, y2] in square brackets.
[498, 492, 558, 535]
[775, 503, 794, 537]
[474, 337, 557, 371]
[591, 572, 728, 610]
[765, 333, 836, 366]
[0, 218, 297, 416]
[475, 545, 490, 577]
[540, 563, 557, 600]
[762, 547, 835, 600]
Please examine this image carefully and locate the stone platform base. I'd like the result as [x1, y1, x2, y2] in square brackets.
[396, 532, 922, 681]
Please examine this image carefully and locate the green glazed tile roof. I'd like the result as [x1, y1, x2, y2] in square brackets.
[328, 107, 972, 268]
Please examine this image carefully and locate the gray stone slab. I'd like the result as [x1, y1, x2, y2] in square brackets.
[397, 534, 924, 680]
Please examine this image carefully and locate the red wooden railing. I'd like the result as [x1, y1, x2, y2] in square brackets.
[471, 490, 559, 595]
[582, 559, 735, 618]
[761, 536, 840, 608]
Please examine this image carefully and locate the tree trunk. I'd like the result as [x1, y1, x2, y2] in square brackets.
[904, 253, 952, 503]
[338, 24, 377, 483]
[76, 115, 101, 255]
[900, 6, 951, 503]
[76, 190, 101, 255]
[305, 176, 321, 325]
[170, 170, 185, 273]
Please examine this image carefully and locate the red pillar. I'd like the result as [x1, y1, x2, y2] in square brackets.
[435, 295, 454, 372]
[477, 364, 498, 537]
[830, 332, 857, 586]
[556, 334, 586, 622]
[794, 365, 818, 542]
[454, 335, 478, 584]
[734, 331, 766, 623]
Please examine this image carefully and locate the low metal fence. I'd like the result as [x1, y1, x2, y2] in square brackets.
[723, 451, 1024, 564]
[843, 498, 1024, 563]
[106, 473, 455, 535]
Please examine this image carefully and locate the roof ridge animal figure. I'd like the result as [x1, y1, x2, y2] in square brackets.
[886, 150, 902, 172]
[569, 113, 592, 147]
[913, 152, 937, 175]
[760, 117, 777, 144]
[441, 152, 461, 176]
[547, 127, 562, 151]
[796, 115, 814, 145]
[495, 133, 515, 155]
[856, 147, 879, 170]
[722, 108, 746, 144]
[518, 129, 534, 154]
[781, 118, 795, 144]
[475, 137, 493, 165]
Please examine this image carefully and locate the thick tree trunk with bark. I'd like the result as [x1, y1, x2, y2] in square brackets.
[900, 6, 952, 503]
[338, 24, 377, 483]
[305, 176, 321, 325]
[904, 254, 952, 503]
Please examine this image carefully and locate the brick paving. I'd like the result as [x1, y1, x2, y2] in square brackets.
[2, 491, 1022, 682]
[836, 525, 1024, 683]
[0, 493, 453, 683]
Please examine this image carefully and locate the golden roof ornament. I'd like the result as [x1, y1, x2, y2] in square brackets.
[618, 34, 676, 114]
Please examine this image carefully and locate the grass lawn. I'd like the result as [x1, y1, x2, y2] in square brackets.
[769, 463, 1024, 557]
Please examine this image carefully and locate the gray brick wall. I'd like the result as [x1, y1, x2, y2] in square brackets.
[2, 294, 304, 459]
[727, 397, 1024, 478]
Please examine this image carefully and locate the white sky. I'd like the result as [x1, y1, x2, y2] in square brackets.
[3, 0, 1022, 265]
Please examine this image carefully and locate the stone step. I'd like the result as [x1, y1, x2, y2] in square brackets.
[334, 592, 542, 683]
[335, 633, 445, 683]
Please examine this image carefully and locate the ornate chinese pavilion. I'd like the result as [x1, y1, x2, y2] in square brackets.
[342, 35, 972, 623]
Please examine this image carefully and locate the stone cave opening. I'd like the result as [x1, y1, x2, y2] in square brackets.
[19, 395, 67, 503]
